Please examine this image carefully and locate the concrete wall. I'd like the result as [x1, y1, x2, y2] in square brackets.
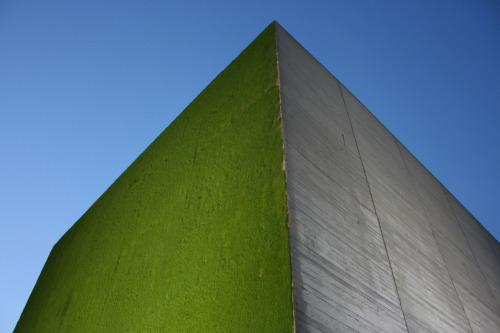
[276, 23, 500, 332]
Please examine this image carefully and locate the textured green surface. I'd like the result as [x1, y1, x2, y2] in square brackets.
[16, 23, 293, 332]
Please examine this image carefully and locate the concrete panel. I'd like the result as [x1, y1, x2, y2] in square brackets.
[445, 190, 500, 309]
[398, 143, 473, 260]
[276, 21, 499, 332]
[276, 24, 407, 332]
[396, 143, 452, 215]
[397, 141, 500, 332]
[342, 83, 473, 332]
[434, 230, 500, 333]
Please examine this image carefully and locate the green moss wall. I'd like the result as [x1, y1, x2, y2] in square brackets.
[16, 23, 293, 332]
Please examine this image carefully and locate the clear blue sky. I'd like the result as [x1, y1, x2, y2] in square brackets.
[1, 1, 499, 331]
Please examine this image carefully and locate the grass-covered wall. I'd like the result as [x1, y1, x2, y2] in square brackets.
[16, 23, 293, 332]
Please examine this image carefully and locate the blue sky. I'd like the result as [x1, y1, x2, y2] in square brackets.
[1, 1, 499, 331]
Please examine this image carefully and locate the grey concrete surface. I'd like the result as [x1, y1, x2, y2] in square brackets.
[276, 22, 500, 332]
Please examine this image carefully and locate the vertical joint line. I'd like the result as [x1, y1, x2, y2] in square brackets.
[274, 22, 296, 333]
[443, 185, 500, 311]
[337, 81, 410, 333]
[395, 140, 474, 333]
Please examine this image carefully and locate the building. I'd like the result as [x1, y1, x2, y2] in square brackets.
[16, 22, 500, 332]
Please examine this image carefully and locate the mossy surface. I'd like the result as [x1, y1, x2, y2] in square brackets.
[16, 23, 293, 332]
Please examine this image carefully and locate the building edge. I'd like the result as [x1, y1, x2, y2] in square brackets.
[273, 20, 297, 333]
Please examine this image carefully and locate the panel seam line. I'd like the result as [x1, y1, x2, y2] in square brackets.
[443, 184, 500, 311]
[395, 140, 474, 332]
[338, 81, 410, 333]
